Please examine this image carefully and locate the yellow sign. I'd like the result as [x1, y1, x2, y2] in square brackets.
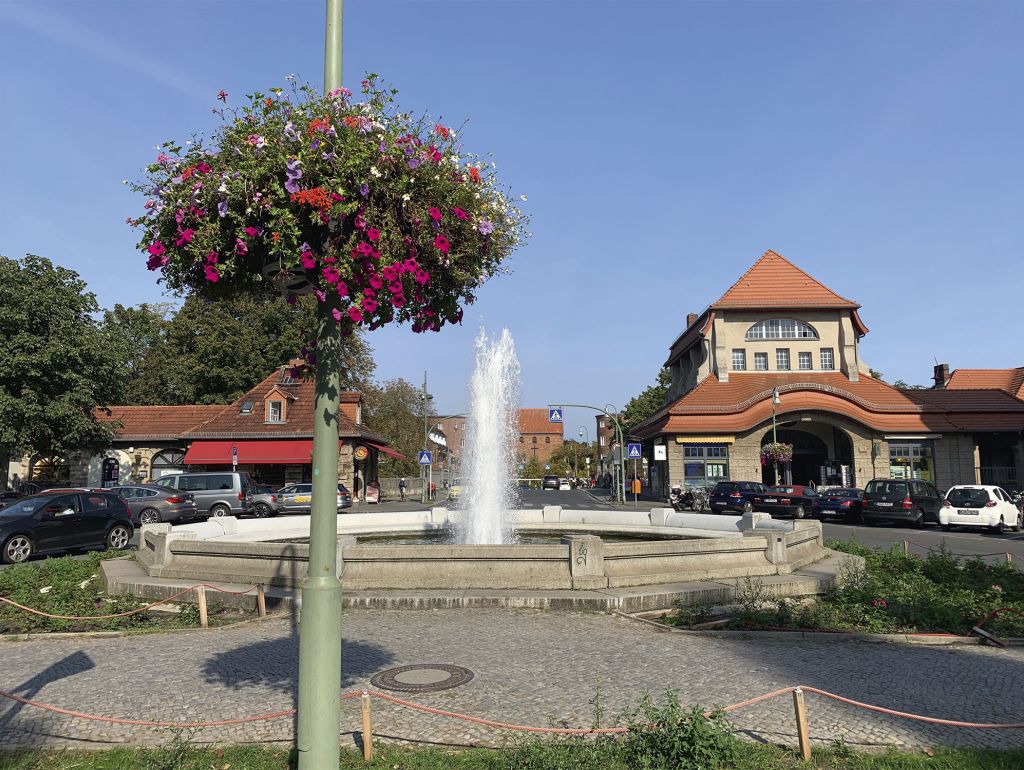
[353, 446, 370, 461]
[674, 436, 735, 444]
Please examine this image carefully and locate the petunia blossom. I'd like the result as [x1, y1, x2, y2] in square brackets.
[362, 298, 378, 313]
[204, 265, 220, 282]
[478, 218, 494, 235]
[348, 307, 364, 323]
[332, 308, 343, 322]
[366, 227, 381, 242]
[300, 250, 316, 269]
[147, 241, 166, 257]
[452, 207, 467, 220]
[433, 234, 450, 255]
[428, 207, 442, 222]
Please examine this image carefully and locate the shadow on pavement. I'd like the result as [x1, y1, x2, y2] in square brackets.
[0, 650, 95, 741]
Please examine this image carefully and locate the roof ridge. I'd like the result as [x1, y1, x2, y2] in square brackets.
[713, 249, 859, 309]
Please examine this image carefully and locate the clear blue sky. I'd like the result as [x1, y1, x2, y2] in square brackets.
[2, 1, 1023, 440]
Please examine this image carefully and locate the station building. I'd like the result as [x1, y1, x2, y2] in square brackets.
[632, 250, 1024, 497]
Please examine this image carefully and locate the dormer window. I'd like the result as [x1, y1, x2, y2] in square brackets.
[745, 319, 819, 341]
[240, 401, 255, 415]
[267, 400, 284, 423]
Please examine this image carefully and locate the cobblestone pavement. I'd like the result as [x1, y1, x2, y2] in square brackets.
[2, 609, 1023, 751]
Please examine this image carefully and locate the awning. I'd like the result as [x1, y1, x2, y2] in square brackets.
[183, 439, 319, 465]
[366, 441, 407, 461]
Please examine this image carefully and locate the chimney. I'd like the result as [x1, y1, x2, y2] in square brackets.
[686, 312, 698, 327]
[933, 363, 950, 389]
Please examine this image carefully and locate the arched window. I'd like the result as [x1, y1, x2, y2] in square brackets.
[151, 449, 187, 480]
[29, 454, 70, 484]
[745, 319, 819, 341]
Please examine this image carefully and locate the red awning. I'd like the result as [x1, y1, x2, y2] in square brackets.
[366, 441, 406, 461]
[183, 440, 318, 465]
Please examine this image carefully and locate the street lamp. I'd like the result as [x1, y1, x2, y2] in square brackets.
[771, 388, 781, 484]
[578, 426, 590, 482]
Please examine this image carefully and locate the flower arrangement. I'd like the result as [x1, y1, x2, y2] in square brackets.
[129, 75, 528, 363]
[759, 442, 793, 466]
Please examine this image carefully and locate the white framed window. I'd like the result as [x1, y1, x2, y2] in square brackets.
[600, 436, 606, 447]
[754, 352, 769, 371]
[776, 349, 790, 370]
[820, 348, 835, 370]
[731, 349, 746, 371]
[267, 400, 284, 422]
[745, 319, 819, 341]
[798, 352, 812, 370]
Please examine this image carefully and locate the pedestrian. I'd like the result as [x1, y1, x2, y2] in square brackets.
[430, 481, 436, 501]
[399, 477, 407, 501]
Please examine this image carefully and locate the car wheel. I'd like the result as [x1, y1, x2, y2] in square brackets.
[2, 535, 32, 564]
[253, 502, 271, 518]
[138, 508, 161, 526]
[743, 501, 753, 514]
[106, 525, 131, 551]
[914, 510, 926, 529]
[992, 517, 1006, 536]
[794, 505, 806, 520]
[210, 504, 230, 518]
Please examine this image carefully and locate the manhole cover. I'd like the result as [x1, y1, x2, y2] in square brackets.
[370, 664, 475, 693]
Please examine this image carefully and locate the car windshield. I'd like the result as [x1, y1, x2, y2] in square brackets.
[543, 475, 558, 482]
[866, 481, 908, 496]
[769, 486, 796, 494]
[823, 488, 859, 498]
[0, 497, 52, 517]
[947, 488, 990, 506]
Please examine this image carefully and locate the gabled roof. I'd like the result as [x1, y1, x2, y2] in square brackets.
[713, 250, 860, 310]
[519, 408, 564, 435]
[95, 405, 224, 440]
[946, 368, 1024, 400]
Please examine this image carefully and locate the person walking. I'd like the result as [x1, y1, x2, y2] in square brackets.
[429, 481, 436, 501]
[399, 477, 407, 502]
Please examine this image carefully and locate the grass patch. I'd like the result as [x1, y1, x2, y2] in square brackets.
[0, 552, 254, 634]
[665, 540, 1024, 636]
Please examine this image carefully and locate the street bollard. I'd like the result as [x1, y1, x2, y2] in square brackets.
[361, 691, 373, 761]
[197, 586, 208, 629]
[902, 540, 909, 557]
[257, 583, 267, 619]
[1007, 553, 1013, 566]
[792, 687, 811, 762]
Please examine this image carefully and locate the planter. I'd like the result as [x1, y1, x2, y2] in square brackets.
[261, 255, 314, 295]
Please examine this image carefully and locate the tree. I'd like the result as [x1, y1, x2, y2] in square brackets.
[521, 457, 546, 482]
[362, 378, 433, 476]
[100, 302, 175, 405]
[893, 379, 927, 390]
[869, 368, 885, 381]
[0, 255, 120, 489]
[622, 367, 672, 430]
[546, 439, 592, 477]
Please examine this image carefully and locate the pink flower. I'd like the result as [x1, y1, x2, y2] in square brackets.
[332, 308, 343, 322]
[357, 242, 373, 256]
[235, 238, 248, 256]
[244, 226, 262, 237]
[381, 266, 397, 282]
[404, 257, 418, 272]
[300, 250, 316, 269]
[322, 267, 339, 285]
[368, 274, 383, 290]
[363, 287, 376, 299]
[434, 235, 450, 255]
[205, 251, 218, 264]
[387, 280, 403, 294]
[175, 228, 194, 246]
[367, 227, 381, 242]
[336, 281, 349, 298]
[362, 298, 378, 313]
[147, 241, 166, 257]
[315, 289, 326, 303]
[452, 207, 467, 220]
[204, 265, 220, 282]
[246, 134, 266, 148]
[414, 268, 431, 285]
[392, 294, 406, 308]
[348, 307, 364, 323]
[429, 207, 442, 222]
[146, 254, 168, 271]
[197, 162, 211, 174]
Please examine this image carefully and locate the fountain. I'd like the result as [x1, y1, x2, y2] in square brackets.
[459, 328, 521, 545]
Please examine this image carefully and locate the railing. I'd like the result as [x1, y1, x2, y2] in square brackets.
[978, 466, 1018, 487]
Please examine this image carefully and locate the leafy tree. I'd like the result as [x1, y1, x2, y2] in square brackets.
[623, 367, 672, 430]
[100, 302, 175, 405]
[521, 457, 546, 482]
[869, 368, 885, 381]
[893, 379, 927, 390]
[0, 255, 119, 488]
[547, 439, 592, 477]
[362, 378, 433, 476]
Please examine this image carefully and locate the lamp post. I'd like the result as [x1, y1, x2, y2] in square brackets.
[771, 388, 781, 485]
[578, 426, 590, 481]
[420, 372, 434, 504]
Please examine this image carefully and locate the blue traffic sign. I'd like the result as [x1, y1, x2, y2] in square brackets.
[231, 445, 238, 457]
[548, 407, 563, 423]
[626, 443, 642, 460]
[417, 450, 433, 465]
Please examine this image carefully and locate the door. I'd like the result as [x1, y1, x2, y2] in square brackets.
[34, 495, 82, 551]
[78, 493, 116, 544]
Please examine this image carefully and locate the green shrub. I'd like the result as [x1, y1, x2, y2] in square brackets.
[622, 691, 736, 770]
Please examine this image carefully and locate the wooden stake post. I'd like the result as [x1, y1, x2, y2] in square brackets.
[361, 691, 373, 761]
[257, 583, 267, 618]
[197, 586, 209, 628]
[792, 687, 811, 762]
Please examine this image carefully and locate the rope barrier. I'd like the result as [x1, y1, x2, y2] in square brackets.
[0, 583, 257, 621]
[900, 539, 1016, 559]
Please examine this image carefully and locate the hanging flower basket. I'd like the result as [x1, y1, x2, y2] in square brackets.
[760, 442, 794, 466]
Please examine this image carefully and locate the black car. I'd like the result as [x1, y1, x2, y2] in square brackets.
[0, 491, 134, 564]
[542, 475, 560, 491]
[752, 484, 819, 519]
[709, 481, 768, 513]
[0, 491, 23, 510]
[862, 478, 942, 527]
[812, 488, 864, 523]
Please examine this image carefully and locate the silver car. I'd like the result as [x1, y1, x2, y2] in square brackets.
[154, 472, 253, 518]
[277, 483, 353, 514]
[251, 484, 281, 518]
[110, 484, 200, 526]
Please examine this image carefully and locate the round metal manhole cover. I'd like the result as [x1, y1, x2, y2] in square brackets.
[370, 664, 475, 693]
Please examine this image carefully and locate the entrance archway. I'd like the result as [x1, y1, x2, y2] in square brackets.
[760, 424, 856, 487]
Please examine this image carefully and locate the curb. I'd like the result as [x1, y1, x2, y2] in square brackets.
[0, 611, 290, 642]
[614, 611, 1024, 646]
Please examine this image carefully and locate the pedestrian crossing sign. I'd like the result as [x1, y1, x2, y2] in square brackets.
[627, 443, 642, 459]
[548, 407, 563, 423]
[418, 450, 433, 465]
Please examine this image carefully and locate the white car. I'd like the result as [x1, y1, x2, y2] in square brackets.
[939, 485, 1021, 533]
[558, 479, 571, 491]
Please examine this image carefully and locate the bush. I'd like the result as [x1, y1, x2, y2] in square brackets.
[622, 691, 736, 770]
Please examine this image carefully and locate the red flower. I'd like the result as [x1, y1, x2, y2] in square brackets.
[434, 124, 451, 139]
[307, 115, 332, 137]
[452, 207, 467, 220]
[433, 235, 450, 255]
[217, 89, 228, 102]
[367, 227, 381, 242]
[468, 167, 482, 184]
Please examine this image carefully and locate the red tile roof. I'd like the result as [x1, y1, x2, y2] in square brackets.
[713, 250, 861, 310]
[631, 372, 1024, 438]
[94, 406, 224, 440]
[946, 368, 1024, 399]
[518, 408, 564, 435]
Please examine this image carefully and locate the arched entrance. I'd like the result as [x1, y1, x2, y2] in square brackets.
[151, 449, 187, 480]
[760, 426, 855, 486]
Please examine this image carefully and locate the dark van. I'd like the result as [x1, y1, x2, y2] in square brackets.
[862, 478, 942, 527]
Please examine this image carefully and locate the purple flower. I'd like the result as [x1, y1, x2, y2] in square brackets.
[217, 199, 228, 218]
[284, 121, 300, 142]
[359, 184, 369, 197]
[310, 139, 320, 151]
[478, 218, 494, 235]
[284, 158, 303, 194]
[408, 158, 421, 169]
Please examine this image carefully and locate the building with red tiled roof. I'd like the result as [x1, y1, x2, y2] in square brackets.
[633, 250, 1024, 496]
[12, 364, 400, 497]
[517, 408, 564, 463]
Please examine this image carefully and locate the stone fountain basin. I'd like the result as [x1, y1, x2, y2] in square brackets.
[134, 506, 830, 591]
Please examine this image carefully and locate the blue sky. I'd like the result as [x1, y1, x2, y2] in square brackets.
[2, 0, 1023, 439]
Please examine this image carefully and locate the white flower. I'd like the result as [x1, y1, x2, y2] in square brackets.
[402, 193, 411, 203]
[520, 195, 528, 202]
[450, 155, 460, 166]
[370, 166, 382, 178]
[121, 179, 129, 185]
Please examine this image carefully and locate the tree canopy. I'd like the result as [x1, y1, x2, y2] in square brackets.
[622, 367, 672, 431]
[361, 378, 434, 476]
[0, 255, 119, 485]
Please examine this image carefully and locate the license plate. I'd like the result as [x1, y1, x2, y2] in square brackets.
[764, 498, 777, 503]
[295, 495, 311, 503]
[957, 509, 979, 516]
[876, 502, 893, 507]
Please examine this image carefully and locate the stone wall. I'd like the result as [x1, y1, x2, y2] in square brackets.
[933, 433, 978, 490]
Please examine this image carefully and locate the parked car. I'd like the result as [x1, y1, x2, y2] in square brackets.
[558, 478, 571, 491]
[0, 491, 23, 510]
[542, 475, 560, 491]
[939, 485, 1021, 534]
[110, 484, 200, 526]
[448, 479, 462, 501]
[154, 472, 253, 518]
[861, 478, 942, 527]
[0, 491, 133, 564]
[709, 481, 768, 513]
[251, 484, 281, 519]
[753, 484, 818, 519]
[276, 483, 353, 515]
[812, 488, 864, 523]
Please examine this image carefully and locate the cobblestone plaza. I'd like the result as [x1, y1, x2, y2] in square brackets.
[1, 608, 1023, 750]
